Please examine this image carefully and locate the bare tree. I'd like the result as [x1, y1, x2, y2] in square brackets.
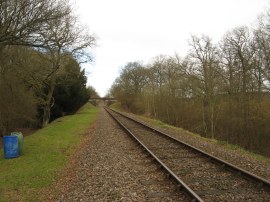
[0, 1, 96, 127]
[37, 11, 96, 126]
[188, 35, 220, 138]
[109, 9, 270, 156]
[0, 0, 69, 48]
[222, 27, 256, 139]
[254, 11, 270, 91]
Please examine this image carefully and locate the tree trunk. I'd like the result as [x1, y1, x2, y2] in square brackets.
[210, 102, 214, 138]
[41, 73, 56, 127]
[202, 99, 208, 136]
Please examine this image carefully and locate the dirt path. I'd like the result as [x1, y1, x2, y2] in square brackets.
[46, 108, 188, 201]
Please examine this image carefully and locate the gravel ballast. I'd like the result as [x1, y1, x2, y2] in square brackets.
[45, 107, 270, 201]
[123, 111, 270, 181]
[110, 109, 270, 201]
[46, 108, 188, 201]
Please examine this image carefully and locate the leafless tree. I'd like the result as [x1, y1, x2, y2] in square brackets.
[36, 11, 96, 126]
[0, 0, 70, 48]
[188, 35, 221, 138]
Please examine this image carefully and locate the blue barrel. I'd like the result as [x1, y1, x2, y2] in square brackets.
[3, 136, 19, 159]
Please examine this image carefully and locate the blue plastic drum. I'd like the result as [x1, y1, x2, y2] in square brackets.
[3, 136, 19, 159]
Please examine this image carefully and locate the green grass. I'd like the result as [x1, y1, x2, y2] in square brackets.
[216, 140, 270, 163]
[0, 103, 99, 202]
[109, 102, 122, 110]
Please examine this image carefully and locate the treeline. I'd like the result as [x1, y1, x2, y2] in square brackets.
[110, 9, 270, 156]
[0, 0, 97, 135]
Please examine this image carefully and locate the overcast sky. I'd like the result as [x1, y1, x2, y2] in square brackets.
[75, 0, 269, 96]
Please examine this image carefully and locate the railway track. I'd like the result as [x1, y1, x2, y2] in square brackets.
[105, 107, 270, 202]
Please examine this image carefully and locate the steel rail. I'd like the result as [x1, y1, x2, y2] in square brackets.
[105, 107, 204, 202]
[108, 107, 270, 190]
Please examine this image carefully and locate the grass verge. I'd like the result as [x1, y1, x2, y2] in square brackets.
[0, 103, 99, 202]
[109, 102, 122, 110]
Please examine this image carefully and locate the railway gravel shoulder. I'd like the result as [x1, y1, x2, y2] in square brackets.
[119, 111, 270, 181]
[109, 109, 270, 201]
[45, 108, 188, 201]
